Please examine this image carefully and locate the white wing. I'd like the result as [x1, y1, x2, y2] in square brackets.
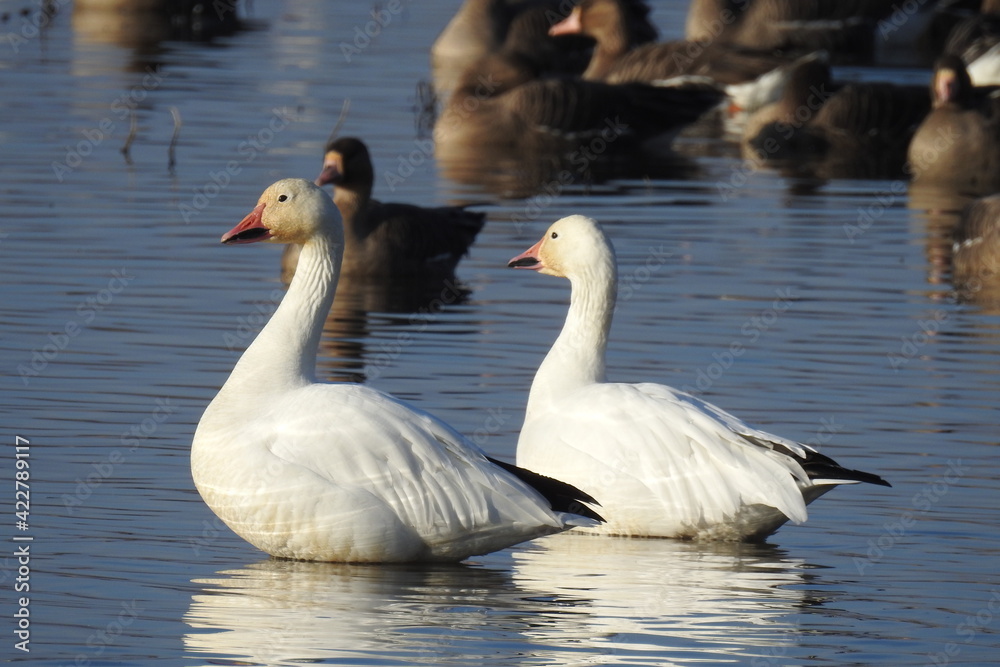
[517, 382, 810, 538]
[258, 383, 572, 559]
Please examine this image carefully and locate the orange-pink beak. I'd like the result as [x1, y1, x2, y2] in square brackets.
[314, 163, 341, 187]
[221, 202, 271, 244]
[549, 7, 582, 37]
[507, 237, 545, 270]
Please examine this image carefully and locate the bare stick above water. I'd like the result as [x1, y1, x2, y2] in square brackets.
[168, 106, 182, 173]
[121, 109, 137, 165]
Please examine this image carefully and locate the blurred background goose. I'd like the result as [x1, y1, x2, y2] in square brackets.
[431, 0, 658, 92]
[741, 55, 930, 179]
[282, 136, 485, 282]
[550, 0, 793, 86]
[435, 47, 725, 154]
[907, 55, 1000, 194]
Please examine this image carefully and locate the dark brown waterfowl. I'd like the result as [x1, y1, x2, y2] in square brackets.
[435, 48, 725, 152]
[742, 55, 929, 179]
[283, 137, 485, 281]
[550, 0, 792, 86]
[907, 55, 1000, 193]
[431, 0, 658, 93]
[684, 0, 898, 64]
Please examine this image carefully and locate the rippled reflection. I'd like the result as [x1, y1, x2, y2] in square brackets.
[511, 534, 812, 663]
[184, 536, 812, 665]
[907, 182, 1000, 311]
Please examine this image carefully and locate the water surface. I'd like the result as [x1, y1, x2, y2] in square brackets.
[2, 1, 999, 665]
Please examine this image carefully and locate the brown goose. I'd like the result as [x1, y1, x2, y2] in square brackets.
[550, 0, 792, 86]
[431, 0, 657, 93]
[283, 137, 485, 281]
[741, 55, 929, 179]
[685, 0, 897, 64]
[435, 48, 725, 153]
[907, 55, 1000, 193]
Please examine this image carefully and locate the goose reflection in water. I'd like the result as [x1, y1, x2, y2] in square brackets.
[909, 182, 1000, 313]
[184, 537, 813, 665]
[312, 270, 472, 384]
[72, 0, 245, 73]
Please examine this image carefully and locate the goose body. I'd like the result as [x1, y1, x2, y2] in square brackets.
[192, 180, 601, 563]
[508, 215, 890, 541]
[685, 0, 896, 63]
[551, 0, 792, 87]
[434, 49, 724, 153]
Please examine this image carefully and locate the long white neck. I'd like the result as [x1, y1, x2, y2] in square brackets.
[218, 235, 340, 399]
[526, 261, 617, 417]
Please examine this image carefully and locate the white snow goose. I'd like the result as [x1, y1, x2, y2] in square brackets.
[507, 214, 890, 541]
[191, 179, 603, 563]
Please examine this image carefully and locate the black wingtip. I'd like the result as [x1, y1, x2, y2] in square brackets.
[807, 461, 892, 488]
[487, 456, 605, 523]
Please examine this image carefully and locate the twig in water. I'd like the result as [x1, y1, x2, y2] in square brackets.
[121, 109, 137, 164]
[325, 99, 351, 145]
[168, 106, 182, 172]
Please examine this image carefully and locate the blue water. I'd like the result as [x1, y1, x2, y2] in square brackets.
[2, 1, 999, 665]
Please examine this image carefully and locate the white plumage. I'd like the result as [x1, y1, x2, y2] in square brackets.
[192, 179, 600, 563]
[508, 214, 889, 541]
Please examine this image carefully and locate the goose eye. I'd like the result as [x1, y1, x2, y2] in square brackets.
[550, 232, 559, 239]
[278, 194, 288, 202]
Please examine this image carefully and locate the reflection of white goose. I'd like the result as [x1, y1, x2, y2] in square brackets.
[191, 180, 602, 563]
[184, 540, 808, 665]
[185, 560, 521, 664]
[509, 215, 890, 541]
[511, 533, 808, 664]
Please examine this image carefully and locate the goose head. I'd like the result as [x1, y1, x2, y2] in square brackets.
[550, 0, 622, 42]
[508, 215, 616, 280]
[931, 55, 973, 109]
[314, 136, 374, 190]
[222, 178, 342, 246]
